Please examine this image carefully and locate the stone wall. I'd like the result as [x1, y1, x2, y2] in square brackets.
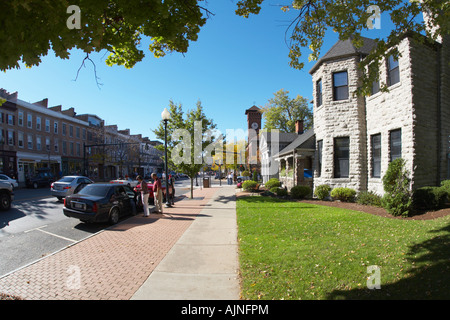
[312, 55, 367, 193]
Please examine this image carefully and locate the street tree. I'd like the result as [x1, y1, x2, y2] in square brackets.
[236, 0, 449, 95]
[153, 100, 217, 198]
[0, 0, 211, 71]
[261, 89, 313, 133]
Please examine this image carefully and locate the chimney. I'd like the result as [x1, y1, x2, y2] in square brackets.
[295, 120, 304, 134]
[33, 98, 48, 108]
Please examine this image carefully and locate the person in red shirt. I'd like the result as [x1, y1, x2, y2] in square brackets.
[152, 173, 163, 214]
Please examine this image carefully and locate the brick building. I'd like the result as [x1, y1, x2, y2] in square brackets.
[0, 89, 163, 186]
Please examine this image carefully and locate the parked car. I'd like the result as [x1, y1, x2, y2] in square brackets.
[109, 178, 139, 188]
[26, 168, 55, 189]
[0, 174, 18, 189]
[51, 176, 93, 200]
[63, 183, 138, 224]
[236, 175, 251, 183]
[0, 181, 14, 211]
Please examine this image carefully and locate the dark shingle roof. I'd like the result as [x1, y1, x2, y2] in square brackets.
[309, 36, 377, 74]
[273, 128, 315, 158]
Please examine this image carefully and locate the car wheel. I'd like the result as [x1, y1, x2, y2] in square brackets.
[33, 182, 38, 189]
[0, 193, 11, 211]
[109, 207, 120, 225]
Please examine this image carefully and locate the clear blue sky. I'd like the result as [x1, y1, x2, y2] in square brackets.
[0, 1, 401, 142]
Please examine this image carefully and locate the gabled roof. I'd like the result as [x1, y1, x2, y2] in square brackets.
[309, 36, 377, 74]
[273, 128, 315, 158]
[245, 105, 261, 114]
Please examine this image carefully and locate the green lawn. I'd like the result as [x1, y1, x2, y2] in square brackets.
[236, 196, 450, 300]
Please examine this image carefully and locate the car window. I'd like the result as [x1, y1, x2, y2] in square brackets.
[0, 176, 6, 180]
[77, 184, 110, 197]
[59, 177, 75, 183]
[123, 186, 136, 198]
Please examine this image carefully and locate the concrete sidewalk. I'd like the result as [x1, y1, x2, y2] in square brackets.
[0, 185, 240, 300]
[132, 186, 240, 300]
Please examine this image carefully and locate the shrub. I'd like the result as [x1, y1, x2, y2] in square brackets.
[314, 184, 332, 200]
[252, 170, 258, 182]
[290, 185, 312, 199]
[356, 191, 383, 207]
[265, 178, 280, 190]
[242, 180, 258, 191]
[270, 187, 288, 197]
[330, 187, 356, 202]
[242, 170, 251, 177]
[440, 180, 450, 197]
[382, 158, 412, 217]
[413, 186, 447, 211]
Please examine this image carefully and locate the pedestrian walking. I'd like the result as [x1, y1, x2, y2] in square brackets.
[135, 175, 150, 217]
[152, 173, 163, 214]
[227, 172, 233, 185]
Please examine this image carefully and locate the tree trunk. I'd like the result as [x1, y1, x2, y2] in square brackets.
[190, 177, 194, 199]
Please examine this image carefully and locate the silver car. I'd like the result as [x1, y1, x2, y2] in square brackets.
[51, 176, 93, 200]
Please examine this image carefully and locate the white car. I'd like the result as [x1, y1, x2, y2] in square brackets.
[51, 176, 93, 200]
[109, 178, 139, 188]
[0, 174, 19, 189]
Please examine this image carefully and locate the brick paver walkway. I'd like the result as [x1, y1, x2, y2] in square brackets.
[0, 187, 219, 300]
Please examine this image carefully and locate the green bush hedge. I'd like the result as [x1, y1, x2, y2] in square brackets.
[314, 184, 331, 200]
[330, 187, 356, 202]
[290, 185, 311, 199]
[356, 191, 383, 207]
[382, 158, 412, 217]
[265, 178, 280, 190]
[242, 180, 259, 191]
[413, 186, 447, 211]
[270, 187, 288, 197]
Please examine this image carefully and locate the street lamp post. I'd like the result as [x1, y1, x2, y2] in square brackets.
[161, 108, 172, 208]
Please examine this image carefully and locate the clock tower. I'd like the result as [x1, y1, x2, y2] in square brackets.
[245, 105, 262, 171]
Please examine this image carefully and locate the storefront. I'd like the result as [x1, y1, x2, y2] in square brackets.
[0, 150, 17, 179]
[16, 151, 61, 185]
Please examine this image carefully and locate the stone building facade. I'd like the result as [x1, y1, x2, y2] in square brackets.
[309, 31, 450, 195]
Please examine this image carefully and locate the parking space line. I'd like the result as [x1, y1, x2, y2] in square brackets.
[25, 226, 77, 243]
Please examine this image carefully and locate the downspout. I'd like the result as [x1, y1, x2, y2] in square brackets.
[436, 44, 442, 184]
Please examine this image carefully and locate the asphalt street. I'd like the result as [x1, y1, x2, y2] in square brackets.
[0, 178, 195, 278]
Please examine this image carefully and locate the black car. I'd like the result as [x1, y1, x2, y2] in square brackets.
[63, 183, 138, 224]
[26, 168, 55, 189]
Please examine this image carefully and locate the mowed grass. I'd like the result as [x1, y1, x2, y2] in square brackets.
[236, 196, 450, 300]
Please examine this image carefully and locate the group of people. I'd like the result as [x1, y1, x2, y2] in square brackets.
[134, 173, 175, 217]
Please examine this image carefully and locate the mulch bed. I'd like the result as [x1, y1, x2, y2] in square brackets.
[235, 190, 450, 220]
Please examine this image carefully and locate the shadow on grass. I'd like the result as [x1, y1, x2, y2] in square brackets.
[326, 222, 450, 300]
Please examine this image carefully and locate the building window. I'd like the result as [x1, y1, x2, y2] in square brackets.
[46, 137, 51, 151]
[7, 114, 14, 125]
[334, 137, 349, 178]
[18, 132, 24, 148]
[82, 128, 86, 140]
[54, 121, 58, 134]
[317, 140, 323, 177]
[54, 139, 59, 153]
[27, 135, 33, 149]
[387, 55, 400, 86]
[69, 125, 73, 137]
[36, 136, 42, 151]
[316, 79, 322, 107]
[62, 123, 66, 136]
[18, 111, 23, 126]
[76, 127, 80, 138]
[390, 129, 402, 162]
[371, 79, 380, 95]
[76, 143, 81, 156]
[7, 131, 14, 146]
[36, 117, 41, 131]
[45, 119, 50, 132]
[371, 134, 381, 178]
[62, 141, 67, 155]
[27, 114, 32, 128]
[333, 71, 348, 101]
